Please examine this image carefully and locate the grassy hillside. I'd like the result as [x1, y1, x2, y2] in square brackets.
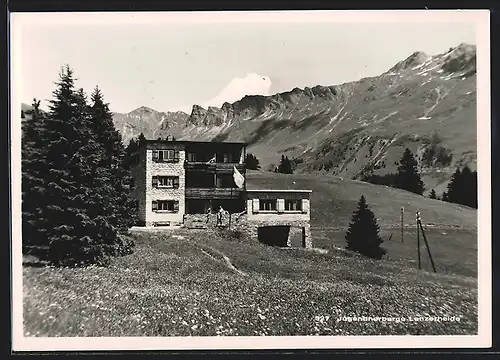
[23, 172, 478, 337]
[246, 171, 477, 229]
[246, 171, 477, 277]
[23, 230, 477, 337]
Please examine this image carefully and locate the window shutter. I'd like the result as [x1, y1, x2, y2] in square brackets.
[152, 150, 159, 161]
[173, 177, 180, 188]
[152, 200, 158, 211]
[174, 150, 180, 161]
[173, 201, 179, 213]
[152, 176, 158, 187]
[277, 199, 285, 213]
[302, 199, 309, 213]
[252, 199, 259, 213]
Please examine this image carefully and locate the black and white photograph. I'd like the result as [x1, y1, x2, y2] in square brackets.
[11, 10, 491, 351]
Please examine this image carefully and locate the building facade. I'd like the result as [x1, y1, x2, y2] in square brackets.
[131, 139, 312, 248]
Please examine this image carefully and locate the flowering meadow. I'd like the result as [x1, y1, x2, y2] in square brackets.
[23, 229, 477, 337]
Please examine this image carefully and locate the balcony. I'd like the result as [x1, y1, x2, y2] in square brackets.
[184, 161, 246, 174]
[185, 187, 243, 200]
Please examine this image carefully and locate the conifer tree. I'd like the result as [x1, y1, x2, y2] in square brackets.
[394, 148, 425, 195]
[89, 86, 136, 231]
[345, 195, 386, 260]
[22, 99, 49, 250]
[245, 153, 260, 170]
[124, 133, 147, 170]
[443, 165, 477, 208]
[278, 155, 293, 174]
[28, 66, 126, 265]
[429, 189, 437, 199]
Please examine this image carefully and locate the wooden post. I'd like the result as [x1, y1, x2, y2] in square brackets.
[229, 188, 233, 230]
[416, 210, 421, 270]
[401, 207, 404, 243]
[418, 217, 437, 273]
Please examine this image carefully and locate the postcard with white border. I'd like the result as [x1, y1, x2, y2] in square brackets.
[11, 9, 491, 351]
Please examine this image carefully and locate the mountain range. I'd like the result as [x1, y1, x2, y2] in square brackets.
[22, 43, 477, 196]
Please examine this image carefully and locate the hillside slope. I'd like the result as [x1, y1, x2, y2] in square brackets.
[23, 227, 477, 337]
[246, 171, 477, 229]
[111, 43, 476, 193]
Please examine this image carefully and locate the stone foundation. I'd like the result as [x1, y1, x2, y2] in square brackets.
[229, 214, 313, 249]
[175, 213, 313, 248]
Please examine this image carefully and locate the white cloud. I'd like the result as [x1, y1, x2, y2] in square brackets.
[168, 73, 272, 113]
[202, 73, 272, 108]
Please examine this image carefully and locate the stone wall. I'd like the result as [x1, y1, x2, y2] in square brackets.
[145, 143, 186, 226]
[182, 196, 314, 248]
[242, 197, 312, 248]
[220, 212, 313, 249]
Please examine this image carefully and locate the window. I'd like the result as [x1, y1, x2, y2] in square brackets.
[187, 152, 196, 162]
[216, 174, 235, 188]
[152, 200, 179, 212]
[152, 176, 179, 188]
[259, 199, 277, 211]
[285, 199, 302, 211]
[152, 149, 179, 162]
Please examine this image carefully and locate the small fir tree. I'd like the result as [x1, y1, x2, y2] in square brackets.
[394, 148, 424, 195]
[429, 189, 437, 199]
[345, 195, 386, 260]
[277, 155, 293, 174]
[245, 153, 260, 170]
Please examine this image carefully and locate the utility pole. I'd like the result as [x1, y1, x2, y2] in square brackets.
[417, 212, 437, 273]
[401, 207, 404, 243]
[416, 210, 421, 270]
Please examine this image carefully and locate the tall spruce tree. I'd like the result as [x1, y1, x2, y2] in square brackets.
[443, 166, 477, 208]
[30, 66, 125, 266]
[89, 86, 136, 231]
[124, 133, 146, 170]
[22, 99, 49, 250]
[345, 195, 386, 260]
[394, 148, 425, 195]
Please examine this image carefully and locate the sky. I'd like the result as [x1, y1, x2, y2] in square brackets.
[13, 11, 477, 114]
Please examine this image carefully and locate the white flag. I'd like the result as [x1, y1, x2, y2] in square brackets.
[233, 166, 245, 189]
[206, 155, 216, 164]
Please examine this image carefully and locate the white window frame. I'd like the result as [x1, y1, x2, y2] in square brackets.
[285, 199, 302, 212]
[158, 149, 175, 161]
[154, 200, 178, 213]
[158, 176, 174, 188]
[259, 199, 277, 212]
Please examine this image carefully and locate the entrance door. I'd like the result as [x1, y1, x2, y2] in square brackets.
[258, 226, 290, 247]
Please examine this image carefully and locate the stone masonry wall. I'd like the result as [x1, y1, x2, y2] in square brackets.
[243, 197, 313, 248]
[145, 143, 186, 226]
[183, 198, 313, 248]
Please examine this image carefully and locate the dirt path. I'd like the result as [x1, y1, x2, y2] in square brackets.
[198, 246, 248, 277]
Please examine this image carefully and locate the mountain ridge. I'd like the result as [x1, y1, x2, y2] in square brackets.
[22, 42, 477, 195]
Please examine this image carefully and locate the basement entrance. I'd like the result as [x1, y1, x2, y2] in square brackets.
[258, 226, 290, 247]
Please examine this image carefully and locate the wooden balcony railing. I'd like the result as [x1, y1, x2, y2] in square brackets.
[185, 187, 243, 200]
[184, 162, 246, 174]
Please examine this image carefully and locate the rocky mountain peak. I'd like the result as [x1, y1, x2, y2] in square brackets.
[389, 51, 429, 73]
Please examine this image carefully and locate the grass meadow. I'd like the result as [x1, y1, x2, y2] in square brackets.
[22, 173, 478, 337]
